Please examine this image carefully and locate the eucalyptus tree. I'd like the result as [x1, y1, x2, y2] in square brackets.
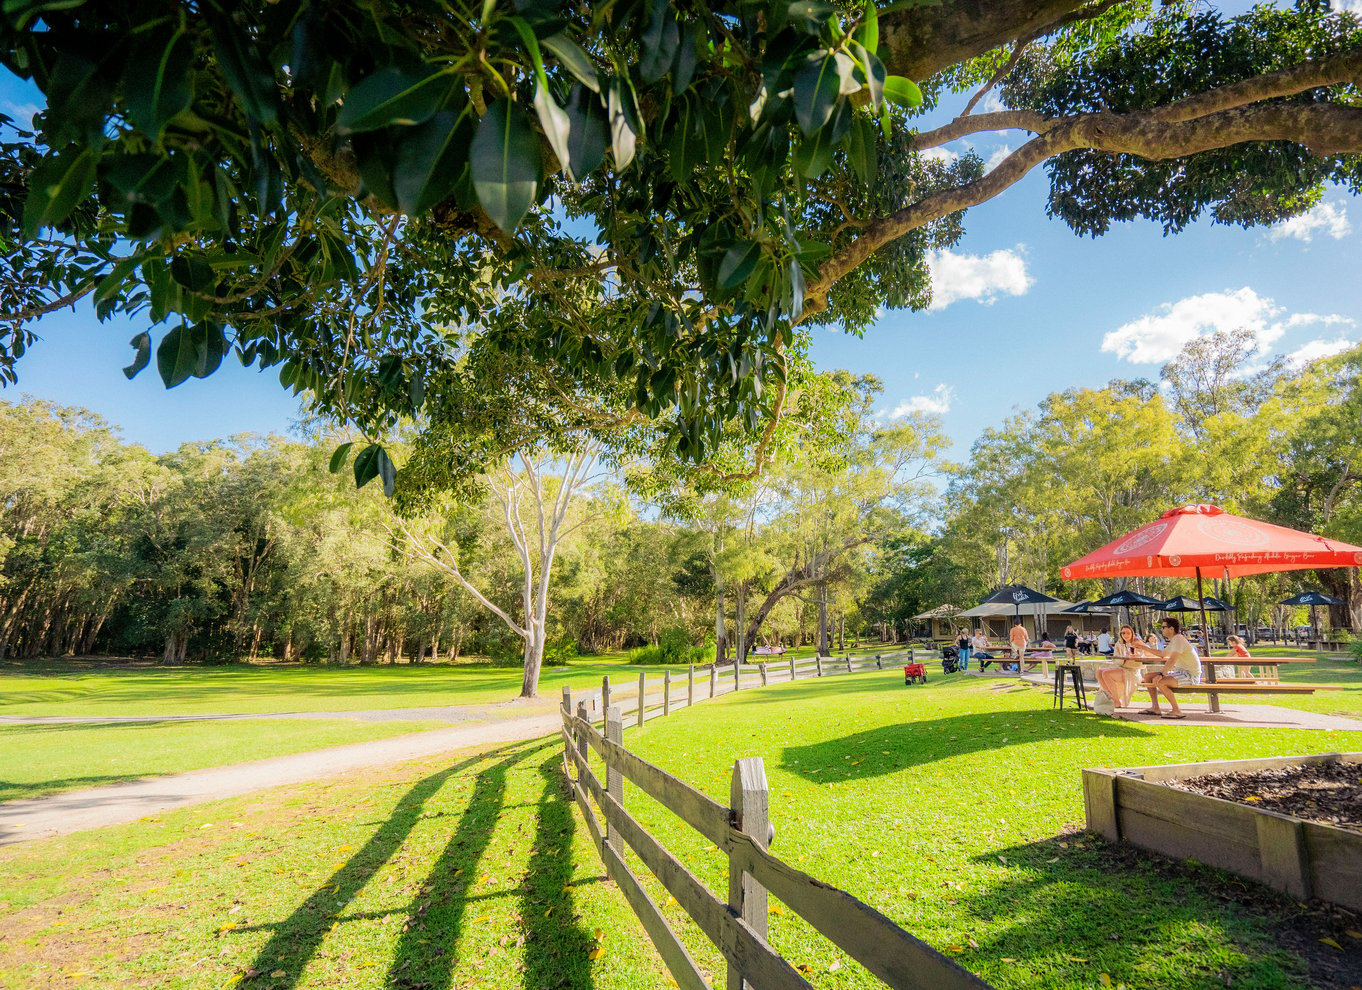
[5, 2, 1360, 486]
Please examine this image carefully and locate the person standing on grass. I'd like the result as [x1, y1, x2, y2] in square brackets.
[955, 628, 971, 671]
[1130, 616, 1199, 719]
[1009, 620, 1029, 662]
[1063, 625, 1079, 661]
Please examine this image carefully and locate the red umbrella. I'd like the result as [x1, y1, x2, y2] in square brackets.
[1060, 504, 1362, 711]
[1061, 504, 1362, 581]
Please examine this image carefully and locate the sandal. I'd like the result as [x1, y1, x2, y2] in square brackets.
[1137, 709, 1161, 716]
[1160, 713, 1187, 720]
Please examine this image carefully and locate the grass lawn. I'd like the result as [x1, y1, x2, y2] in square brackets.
[0, 719, 446, 803]
[0, 657, 671, 718]
[0, 738, 671, 990]
[2, 668, 1359, 988]
[618, 671, 1362, 989]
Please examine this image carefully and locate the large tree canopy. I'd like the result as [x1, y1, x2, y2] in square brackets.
[2, 0, 1359, 481]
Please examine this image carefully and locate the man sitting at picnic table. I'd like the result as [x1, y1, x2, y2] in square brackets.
[1008, 620, 1029, 662]
[1128, 616, 1200, 719]
[971, 628, 995, 667]
[1096, 627, 1113, 656]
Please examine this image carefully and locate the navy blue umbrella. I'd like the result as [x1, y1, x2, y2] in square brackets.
[1279, 591, 1344, 647]
[1157, 595, 1230, 612]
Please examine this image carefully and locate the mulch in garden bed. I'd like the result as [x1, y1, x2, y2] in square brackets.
[1169, 760, 1362, 832]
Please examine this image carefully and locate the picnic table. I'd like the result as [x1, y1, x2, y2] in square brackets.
[1160, 655, 1333, 713]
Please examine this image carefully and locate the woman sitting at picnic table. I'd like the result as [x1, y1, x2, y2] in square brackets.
[1095, 624, 1145, 710]
[1129, 616, 1200, 719]
[971, 628, 994, 664]
[1033, 633, 1055, 659]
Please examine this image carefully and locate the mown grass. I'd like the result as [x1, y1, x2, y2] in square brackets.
[0, 718, 444, 803]
[0, 657, 669, 718]
[2, 665, 1359, 989]
[617, 671, 1362, 989]
[0, 738, 673, 990]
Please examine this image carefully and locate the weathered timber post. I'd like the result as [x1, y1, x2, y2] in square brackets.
[845, 654, 852, 674]
[733, 661, 740, 691]
[561, 685, 571, 716]
[688, 664, 694, 708]
[637, 672, 646, 729]
[789, 656, 796, 681]
[815, 655, 823, 677]
[876, 654, 883, 669]
[601, 676, 611, 727]
[710, 664, 718, 698]
[727, 757, 771, 990]
[605, 706, 624, 849]
[663, 670, 671, 716]
[561, 687, 573, 776]
[759, 662, 767, 686]
[575, 701, 590, 786]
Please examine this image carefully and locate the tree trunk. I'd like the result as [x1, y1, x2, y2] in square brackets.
[817, 584, 829, 655]
[520, 622, 545, 698]
[735, 583, 747, 664]
[714, 579, 728, 664]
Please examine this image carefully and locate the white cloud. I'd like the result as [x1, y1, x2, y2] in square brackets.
[984, 145, 1013, 172]
[1101, 287, 1355, 365]
[926, 246, 1032, 310]
[1332, 0, 1362, 14]
[890, 384, 954, 417]
[0, 98, 40, 125]
[1268, 202, 1352, 242]
[1286, 336, 1357, 368]
[919, 146, 959, 165]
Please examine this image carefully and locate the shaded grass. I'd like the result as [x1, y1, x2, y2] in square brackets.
[0, 719, 444, 803]
[619, 671, 1362, 989]
[0, 658, 667, 718]
[0, 738, 671, 989]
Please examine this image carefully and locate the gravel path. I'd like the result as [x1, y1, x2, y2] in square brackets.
[0, 710, 561, 846]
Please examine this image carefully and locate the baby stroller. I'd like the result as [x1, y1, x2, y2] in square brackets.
[903, 662, 927, 685]
[940, 645, 960, 674]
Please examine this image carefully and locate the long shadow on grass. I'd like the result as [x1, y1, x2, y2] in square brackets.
[779, 710, 1150, 782]
[383, 743, 530, 989]
[518, 751, 597, 990]
[0, 774, 154, 804]
[237, 741, 526, 989]
[953, 834, 1359, 988]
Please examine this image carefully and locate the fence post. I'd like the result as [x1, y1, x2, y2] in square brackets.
[727, 757, 771, 990]
[605, 706, 624, 849]
[710, 664, 718, 698]
[815, 655, 823, 677]
[561, 685, 572, 716]
[876, 654, 883, 669]
[561, 687, 573, 777]
[759, 662, 767, 686]
[575, 701, 590, 786]
[733, 661, 740, 691]
[601, 676, 611, 727]
[688, 664, 695, 708]
[789, 656, 796, 681]
[664, 670, 671, 716]
[637, 672, 646, 729]
[845, 654, 852, 674]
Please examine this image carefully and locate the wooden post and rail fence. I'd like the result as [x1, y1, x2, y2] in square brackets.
[559, 688, 992, 990]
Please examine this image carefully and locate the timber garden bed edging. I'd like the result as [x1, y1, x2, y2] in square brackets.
[1083, 752, 1362, 912]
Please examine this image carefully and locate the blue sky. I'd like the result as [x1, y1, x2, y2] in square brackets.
[3, 13, 1360, 461]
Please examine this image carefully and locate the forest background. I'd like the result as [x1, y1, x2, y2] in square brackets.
[3, 329, 1359, 670]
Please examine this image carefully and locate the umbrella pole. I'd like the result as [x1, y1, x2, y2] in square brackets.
[1197, 568, 1219, 713]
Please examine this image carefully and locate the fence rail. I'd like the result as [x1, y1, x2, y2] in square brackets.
[560, 698, 992, 990]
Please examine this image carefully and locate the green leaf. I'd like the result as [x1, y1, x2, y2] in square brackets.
[22, 146, 97, 237]
[718, 241, 760, 290]
[851, 41, 885, 113]
[883, 75, 923, 109]
[123, 332, 151, 380]
[533, 83, 575, 179]
[794, 127, 835, 178]
[393, 108, 474, 214]
[328, 442, 354, 474]
[607, 78, 638, 171]
[563, 84, 607, 181]
[639, 0, 680, 84]
[353, 444, 397, 496]
[207, 15, 278, 125]
[470, 98, 542, 233]
[854, 0, 878, 53]
[793, 51, 848, 137]
[847, 112, 877, 187]
[541, 33, 600, 93]
[124, 30, 194, 141]
[338, 66, 454, 133]
[3, 0, 85, 30]
[156, 321, 224, 387]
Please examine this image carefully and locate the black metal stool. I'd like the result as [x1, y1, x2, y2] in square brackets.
[1053, 663, 1087, 710]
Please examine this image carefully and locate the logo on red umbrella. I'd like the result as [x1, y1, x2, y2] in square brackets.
[1197, 517, 1269, 547]
[1114, 523, 1167, 556]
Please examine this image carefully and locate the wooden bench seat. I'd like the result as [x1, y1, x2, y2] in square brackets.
[1168, 682, 1342, 695]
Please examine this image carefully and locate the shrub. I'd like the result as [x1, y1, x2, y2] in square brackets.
[630, 628, 709, 665]
[1349, 638, 1362, 663]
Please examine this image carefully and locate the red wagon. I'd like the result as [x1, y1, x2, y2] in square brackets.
[903, 663, 927, 685]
